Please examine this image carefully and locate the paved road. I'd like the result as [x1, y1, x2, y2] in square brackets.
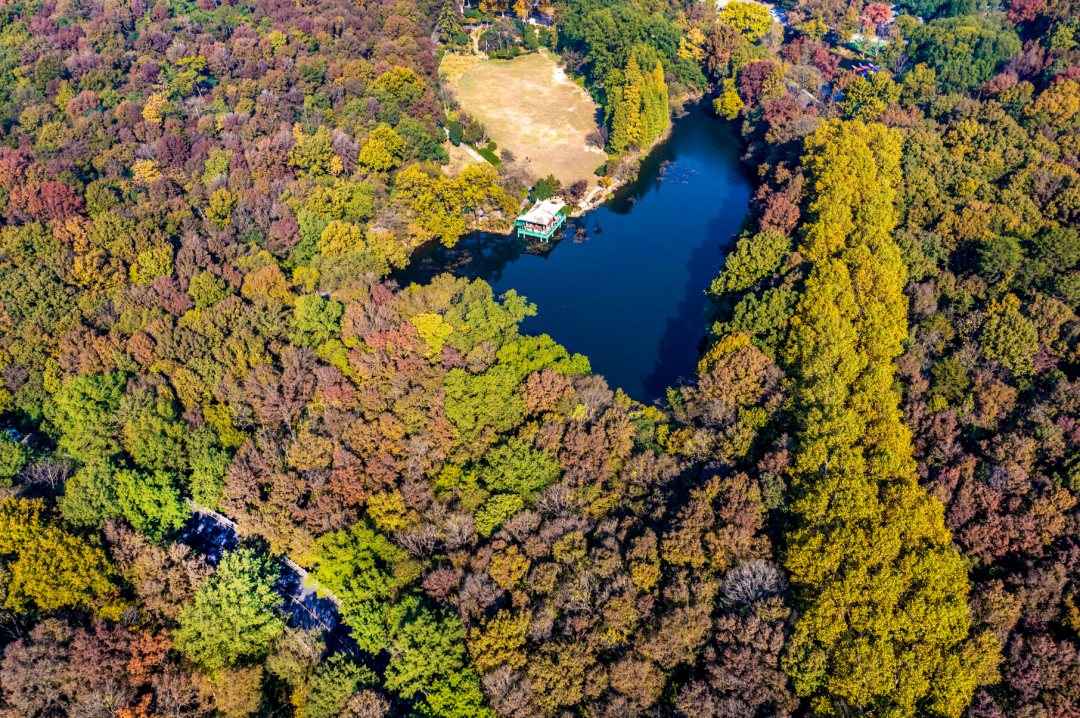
[180, 504, 360, 657]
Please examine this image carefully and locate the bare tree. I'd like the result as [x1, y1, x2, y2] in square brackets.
[395, 524, 440, 558]
[719, 560, 788, 607]
[586, 127, 608, 150]
[72, 681, 133, 718]
[483, 666, 539, 718]
[503, 510, 540, 542]
[561, 48, 585, 74]
[442, 512, 477, 550]
[341, 690, 391, 718]
[568, 179, 589, 203]
[535, 482, 579, 517]
[152, 668, 210, 718]
[20, 457, 71, 489]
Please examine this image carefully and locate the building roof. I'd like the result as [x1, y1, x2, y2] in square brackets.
[517, 199, 565, 225]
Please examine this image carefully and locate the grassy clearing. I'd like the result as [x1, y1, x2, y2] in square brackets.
[439, 52, 482, 86]
[456, 49, 605, 187]
[442, 142, 483, 176]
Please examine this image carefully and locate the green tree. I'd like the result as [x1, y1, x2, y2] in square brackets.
[60, 460, 187, 541]
[713, 287, 797, 361]
[494, 334, 591, 382]
[448, 122, 463, 146]
[908, 16, 1021, 93]
[60, 461, 122, 529]
[899, 63, 937, 105]
[928, 357, 971, 410]
[188, 271, 233, 309]
[607, 54, 668, 153]
[311, 523, 409, 626]
[532, 174, 559, 201]
[449, 287, 536, 352]
[438, 0, 463, 43]
[0, 436, 29, 485]
[291, 295, 344, 347]
[301, 655, 375, 718]
[710, 230, 791, 295]
[977, 236, 1023, 284]
[444, 365, 527, 442]
[979, 308, 1039, 375]
[475, 493, 525, 536]
[114, 468, 188, 541]
[119, 385, 188, 471]
[383, 596, 467, 699]
[175, 548, 285, 672]
[479, 438, 560, 499]
[50, 372, 126, 462]
[415, 669, 493, 718]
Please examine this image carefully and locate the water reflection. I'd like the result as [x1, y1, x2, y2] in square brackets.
[395, 104, 754, 403]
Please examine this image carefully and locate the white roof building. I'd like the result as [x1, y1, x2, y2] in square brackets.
[517, 199, 566, 225]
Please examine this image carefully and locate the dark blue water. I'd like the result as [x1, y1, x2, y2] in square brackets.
[398, 105, 754, 403]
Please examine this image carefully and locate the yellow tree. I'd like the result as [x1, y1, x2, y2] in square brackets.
[289, 125, 344, 178]
[357, 126, 407, 172]
[0, 498, 116, 612]
[719, 1, 773, 41]
[609, 56, 644, 152]
[395, 163, 515, 247]
[395, 164, 468, 247]
[780, 121, 1000, 718]
[714, 78, 744, 119]
[677, 27, 706, 62]
[318, 221, 367, 256]
[372, 66, 426, 104]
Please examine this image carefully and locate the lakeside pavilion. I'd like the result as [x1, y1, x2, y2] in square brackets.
[514, 199, 567, 242]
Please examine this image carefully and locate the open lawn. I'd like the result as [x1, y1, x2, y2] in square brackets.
[456, 50, 605, 187]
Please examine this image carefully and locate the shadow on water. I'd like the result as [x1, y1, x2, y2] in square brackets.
[395, 103, 754, 404]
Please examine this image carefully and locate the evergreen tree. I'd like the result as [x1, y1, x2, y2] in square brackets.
[642, 61, 669, 144]
[438, 0, 463, 44]
[607, 54, 667, 153]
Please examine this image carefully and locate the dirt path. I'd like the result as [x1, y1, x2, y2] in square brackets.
[461, 143, 487, 163]
[470, 25, 488, 58]
[441, 125, 488, 164]
[580, 184, 610, 208]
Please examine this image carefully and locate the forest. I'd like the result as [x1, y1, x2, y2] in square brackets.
[0, 0, 1077, 714]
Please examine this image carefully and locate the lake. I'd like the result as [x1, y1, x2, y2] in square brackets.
[398, 104, 755, 404]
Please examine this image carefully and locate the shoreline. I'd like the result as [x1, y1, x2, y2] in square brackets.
[457, 96, 713, 239]
[569, 93, 703, 217]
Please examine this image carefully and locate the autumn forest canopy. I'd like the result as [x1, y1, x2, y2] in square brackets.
[0, 0, 1079, 714]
